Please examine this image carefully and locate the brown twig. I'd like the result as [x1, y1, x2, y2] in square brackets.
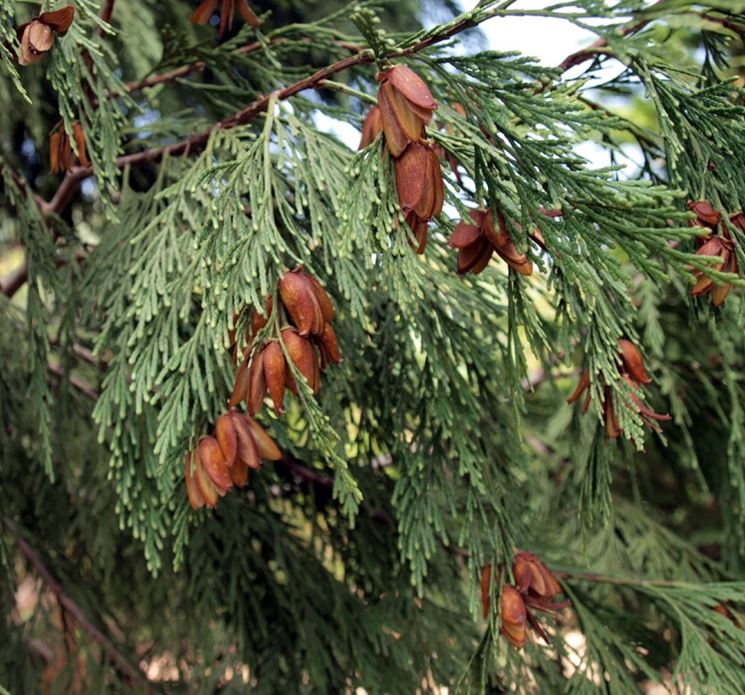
[47, 363, 99, 400]
[99, 0, 116, 29]
[4, 518, 157, 693]
[0, 263, 28, 297]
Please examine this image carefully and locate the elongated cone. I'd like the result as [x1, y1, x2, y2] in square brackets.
[567, 370, 590, 405]
[279, 270, 325, 336]
[317, 323, 341, 368]
[377, 81, 422, 157]
[283, 328, 319, 395]
[215, 412, 238, 467]
[384, 65, 438, 121]
[262, 342, 287, 412]
[688, 200, 721, 229]
[308, 276, 336, 323]
[230, 458, 249, 487]
[604, 393, 621, 439]
[248, 296, 273, 343]
[185, 451, 205, 510]
[71, 121, 90, 167]
[449, 218, 481, 249]
[691, 236, 725, 297]
[229, 354, 249, 407]
[711, 248, 737, 306]
[513, 552, 562, 599]
[49, 130, 63, 174]
[247, 349, 267, 415]
[456, 237, 492, 275]
[395, 143, 443, 220]
[405, 212, 429, 255]
[198, 436, 233, 492]
[193, 448, 219, 508]
[480, 564, 492, 619]
[359, 106, 383, 150]
[230, 411, 262, 470]
[618, 339, 651, 385]
[500, 586, 527, 649]
[243, 417, 282, 460]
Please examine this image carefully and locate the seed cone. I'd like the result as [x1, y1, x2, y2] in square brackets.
[377, 65, 437, 157]
[500, 586, 527, 649]
[17, 6, 74, 65]
[279, 269, 329, 336]
[50, 121, 90, 174]
[359, 106, 383, 150]
[190, 0, 260, 34]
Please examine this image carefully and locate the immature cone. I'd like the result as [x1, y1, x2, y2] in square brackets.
[17, 5, 74, 65]
[50, 121, 90, 174]
[500, 586, 527, 649]
[190, 0, 260, 34]
[359, 106, 383, 150]
[377, 65, 438, 157]
[279, 268, 334, 336]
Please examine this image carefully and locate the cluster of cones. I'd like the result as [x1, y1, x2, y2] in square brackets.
[360, 65, 443, 253]
[50, 121, 89, 174]
[567, 339, 670, 439]
[688, 200, 741, 307]
[185, 409, 281, 509]
[448, 208, 533, 276]
[16, 5, 74, 66]
[190, 0, 260, 34]
[481, 551, 567, 649]
[229, 267, 341, 415]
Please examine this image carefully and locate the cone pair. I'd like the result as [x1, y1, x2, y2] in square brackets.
[481, 552, 566, 649]
[50, 122, 90, 174]
[449, 209, 532, 276]
[278, 268, 335, 337]
[185, 410, 281, 510]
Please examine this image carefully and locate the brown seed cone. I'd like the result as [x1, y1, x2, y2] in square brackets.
[283, 328, 319, 395]
[279, 269, 325, 336]
[243, 417, 282, 461]
[500, 586, 527, 649]
[229, 353, 250, 408]
[215, 412, 238, 467]
[246, 349, 267, 416]
[513, 552, 562, 599]
[618, 339, 651, 385]
[71, 121, 90, 167]
[184, 451, 206, 510]
[198, 436, 233, 492]
[317, 323, 341, 368]
[383, 65, 437, 121]
[567, 370, 591, 406]
[308, 276, 336, 323]
[377, 80, 424, 158]
[359, 106, 383, 150]
[395, 143, 444, 221]
[230, 412, 262, 471]
[480, 564, 492, 619]
[262, 341, 287, 413]
[193, 447, 220, 508]
[688, 200, 721, 228]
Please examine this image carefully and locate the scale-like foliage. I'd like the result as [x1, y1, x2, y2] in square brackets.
[2, 0, 745, 692]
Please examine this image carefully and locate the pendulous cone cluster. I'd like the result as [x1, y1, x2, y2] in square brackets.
[230, 267, 341, 415]
[481, 551, 567, 649]
[49, 121, 89, 174]
[688, 200, 742, 307]
[185, 410, 281, 510]
[567, 339, 671, 440]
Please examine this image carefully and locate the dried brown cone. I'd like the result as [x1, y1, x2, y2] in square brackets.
[279, 268, 334, 337]
[50, 121, 90, 174]
[283, 328, 321, 396]
[17, 5, 74, 65]
[359, 106, 383, 150]
[500, 586, 527, 649]
[377, 65, 437, 157]
[190, 0, 260, 34]
[691, 233, 738, 307]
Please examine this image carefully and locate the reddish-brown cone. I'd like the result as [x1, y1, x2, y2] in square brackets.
[500, 586, 527, 649]
[395, 143, 444, 221]
[279, 268, 331, 336]
[17, 5, 74, 65]
[480, 564, 492, 619]
[50, 121, 89, 174]
[359, 106, 383, 150]
[377, 65, 437, 157]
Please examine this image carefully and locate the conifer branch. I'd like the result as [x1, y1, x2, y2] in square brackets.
[3, 518, 157, 693]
